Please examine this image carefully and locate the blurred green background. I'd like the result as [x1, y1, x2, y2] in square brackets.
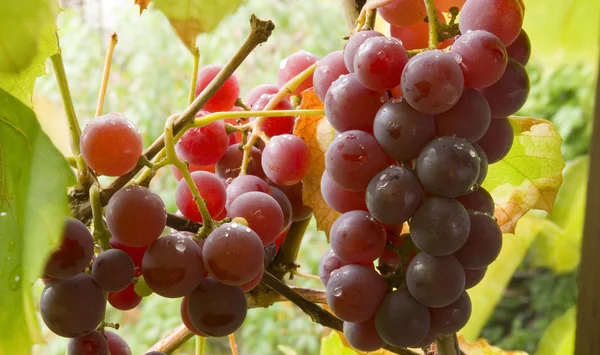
[32, 0, 599, 354]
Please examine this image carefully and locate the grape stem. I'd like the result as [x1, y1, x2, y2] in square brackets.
[290, 268, 321, 281]
[436, 333, 462, 355]
[235, 98, 252, 111]
[195, 336, 205, 355]
[228, 334, 239, 355]
[268, 217, 312, 279]
[352, 0, 393, 32]
[89, 184, 111, 250]
[188, 47, 200, 105]
[164, 114, 215, 237]
[424, 0, 440, 49]
[238, 63, 317, 176]
[95, 32, 118, 117]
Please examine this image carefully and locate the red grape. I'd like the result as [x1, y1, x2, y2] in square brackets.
[378, 0, 427, 27]
[245, 84, 279, 106]
[353, 36, 408, 91]
[277, 51, 319, 95]
[429, 291, 472, 334]
[171, 163, 216, 181]
[176, 171, 226, 222]
[216, 143, 264, 179]
[228, 192, 284, 245]
[459, 0, 524, 46]
[180, 296, 209, 336]
[330, 211, 387, 264]
[241, 264, 264, 293]
[104, 331, 132, 355]
[176, 120, 228, 166]
[67, 331, 109, 355]
[108, 282, 142, 311]
[465, 267, 487, 289]
[195, 65, 240, 112]
[250, 94, 295, 137]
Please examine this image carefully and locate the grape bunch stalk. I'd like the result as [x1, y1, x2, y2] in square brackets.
[317, 0, 530, 352]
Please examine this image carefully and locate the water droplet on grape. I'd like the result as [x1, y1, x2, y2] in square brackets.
[231, 222, 239, 228]
[332, 286, 343, 297]
[175, 241, 187, 252]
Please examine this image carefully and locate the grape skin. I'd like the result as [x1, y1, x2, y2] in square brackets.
[434, 88, 491, 142]
[269, 182, 313, 222]
[194, 64, 240, 112]
[244, 84, 279, 106]
[481, 58, 530, 118]
[330, 211, 387, 264]
[175, 120, 228, 166]
[268, 187, 293, 230]
[277, 51, 319, 95]
[343, 30, 384, 72]
[67, 330, 109, 355]
[353, 36, 408, 91]
[453, 211, 503, 269]
[473, 143, 489, 185]
[406, 253, 466, 307]
[44, 218, 94, 279]
[40, 273, 106, 338]
[226, 174, 271, 208]
[106, 185, 167, 247]
[250, 94, 295, 137]
[176, 171, 227, 222]
[104, 331, 132, 355]
[319, 249, 347, 286]
[108, 283, 142, 311]
[412, 330, 439, 349]
[506, 29, 531, 66]
[216, 143, 264, 179]
[261, 134, 311, 186]
[227, 192, 284, 245]
[378, 0, 427, 27]
[180, 296, 208, 336]
[475, 117, 514, 163]
[429, 291, 472, 334]
[321, 172, 367, 214]
[465, 267, 487, 289]
[92, 249, 135, 292]
[455, 186, 495, 214]
[459, 0, 524, 46]
[434, 0, 465, 11]
[343, 318, 385, 352]
[314, 50, 349, 101]
[375, 288, 430, 348]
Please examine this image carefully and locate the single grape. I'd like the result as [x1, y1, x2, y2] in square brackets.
[195, 64, 240, 112]
[390, 10, 445, 50]
[450, 30, 508, 89]
[373, 100, 435, 162]
[226, 174, 271, 208]
[44, 218, 94, 279]
[180, 296, 208, 336]
[250, 94, 295, 137]
[409, 196, 470, 256]
[353, 36, 408, 91]
[106, 185, 166, 247]
[378, 0, 427, 27]
[321, 172, 367, 213]
[67, 330, 109, 355]
[506, 29, 531, 66]
[401, 50, 464, 114]
[268, 187, 293, 230]
[475, 117, 514, 163]
[429, 291, 472, 334]
[175, 120, 228, 166]
[142, 232, 205, 298]
[434, 0, 465, 10]
[228, 192, 284, 245]
[92, 249, 135, 292]
[325, 264, 386, 322]
[325, 130, 389, 191]
[262, 134, 311, 186]
[109, 238, 147, 268]
[318, 249, 347, 286]
[330, 211, 386, 264]
[481, 58, 530, 118]
[270, 182, 313, 221]
[241, 264, 264, 293]
[455, 187, 495, 214]
[416, 137, 480, 197]
[343, 318, 385, 352]
[343, 30, 384, 72]
[459, 0, 524, 46]
[314, 50, 349, 101]
[434, 88, 491, 142]
[277, 51, 319, 95]
[216, 143, 264, 179]
[473, 143, 489, 185]
[366, 166, 422, 225]
[108, 283, 142, 311]
[187, 277, 247, 336]
[104, 331, 132, 355]
[80, 113, 143, 176]
[203, 223, 264, 285]
[176, 171, 226, 222]
[325, 73, 388, 133]
[374, 288, 430, 348]
[465, 267, 487, 289]
[172, 163, 216, 181]
[411, 329, 439, 348]
[453, 211, 503, 268]
[406, 253, 465, 307]
[244, 84, 279, 106]
[40, 273, 106, 338]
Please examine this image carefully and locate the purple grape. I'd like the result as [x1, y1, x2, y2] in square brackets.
[44, 218, 94, 279]
[375, 288, 430, 348]
[406, 253, 465, 307]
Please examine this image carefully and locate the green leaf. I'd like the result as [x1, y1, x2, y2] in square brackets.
[528, 156, 588, 273]
[535, 307, 576, 355]
[483, 117, 565, 233]
[523, 0, 600, 66]
[0, 3, 59, 106]
[0, 89, 75, 353]
[0, 1, 60, 74]
[460, 213, 542, 340]
[320, 332, 358, 355]
[153, 0, 244, 52]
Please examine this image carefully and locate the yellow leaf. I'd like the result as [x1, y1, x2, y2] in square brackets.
[483, 117, 565, 233]
[459, 336, 529, 355]
[135, 0, 152, 14]
[294, 89, 338, 238]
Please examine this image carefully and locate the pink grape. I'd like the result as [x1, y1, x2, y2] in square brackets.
[245, 84, 279, 106]
[225, 174, 271, 208]
[343, 30, 384, 72]
[277, 51, 319, 95]
[175, 120, 228, 166]
[459, 0, 524, 46]
[250, 94, 295, 137]
[313, 50, 349, 101]
[262, 134, 310, 186]
[353, 36, 408, 91]
[175, 171, 226, 222]
[320, 171, 367, 213]
[227, 191, 284, 245]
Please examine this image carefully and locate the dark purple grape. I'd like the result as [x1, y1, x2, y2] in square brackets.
[319, 249, 347, 286]
[325, 73, 388, 133]
[416, 137, 481, 198]
[411, 329, 438, 348]
[429, 291, 472, 334]
[203, 223, 264, 285]
[40, 273, 106, 338]
[481, 59, 530, 118]
[314, 50, 349, 101]
[373, 100, 435, 162]
[455, 187, 495, 214]
[343, 318, 385, 352]
[326, 264, 386, 323]
[321, 172, 367, 213]
[473, 143, 489, 185]
[476, 117, 514, 163]
[409, 197, 470, 256]
[104, 331, 132, 355]
[67, 330, 109, 355]
[406, 253, 465, 307]
[268, 187, 293, 230]
[187, 277, 247, 337]
[401, 50, 464, 114]
[465, 267, 488, 289]
[506, 29, 531, 66]
[434, 88, 491, 142]
[92, 249, 135, 292]
[453, 211, 503, 269]
[366, 166, 423, 225]
[216, 143, 264, 179]
[142, 232, 204, 298]
[353, 36, 408, 91]
[330, 211, 387, 264]
[375, 288, 430, 348]
[344, 30, 384, 72]
[44, 218, 94, 279]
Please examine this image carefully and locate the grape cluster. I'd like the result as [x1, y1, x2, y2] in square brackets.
[317, 0, 530, 351]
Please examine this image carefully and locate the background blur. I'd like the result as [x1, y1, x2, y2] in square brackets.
[32, 0, 599, 354]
